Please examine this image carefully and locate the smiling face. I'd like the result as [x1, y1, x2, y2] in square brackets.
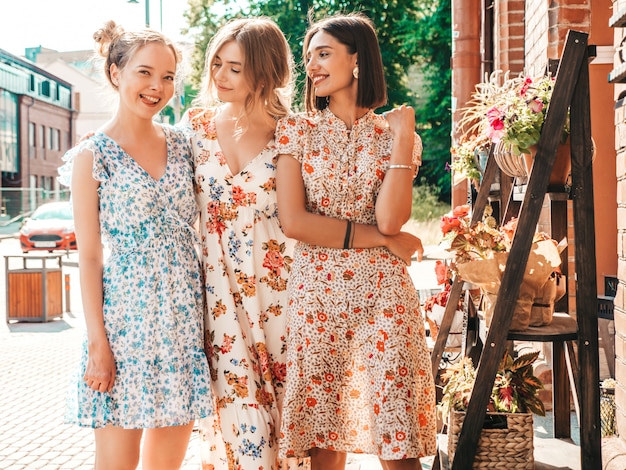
[305, 30, 358, 101]
[211, 40, 252, 105]
[110, 41, 177, 119]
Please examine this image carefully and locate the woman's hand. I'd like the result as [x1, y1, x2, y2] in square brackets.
[384, 105, 415, 141]
[385, 231, 424, 265]
[84, 339, 116, 393]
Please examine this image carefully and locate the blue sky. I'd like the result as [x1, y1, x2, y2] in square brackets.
[0, 0, 190, 57]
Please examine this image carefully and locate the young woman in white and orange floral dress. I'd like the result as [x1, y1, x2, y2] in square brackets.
[182, 18, 308, 470]
[275, 13, 437, 470]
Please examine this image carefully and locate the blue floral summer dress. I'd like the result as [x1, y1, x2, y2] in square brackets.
[59, 124, 212, 429]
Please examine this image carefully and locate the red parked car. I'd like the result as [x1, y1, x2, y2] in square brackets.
[19, 201, 77, 253]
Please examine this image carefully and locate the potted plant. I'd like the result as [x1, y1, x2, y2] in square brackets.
[484, 75, 569, 156]
[440, 352, 545, 468]
[456, 70, 524, 141]
[454, 70, 572, 183]
[439, 204, 563, 330]
[450, 71, 517, 183]
[440, 204, 510, 267]
[439, 352, 546, 420]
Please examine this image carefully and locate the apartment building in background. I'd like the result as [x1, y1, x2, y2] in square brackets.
[0, 47, 74, 217]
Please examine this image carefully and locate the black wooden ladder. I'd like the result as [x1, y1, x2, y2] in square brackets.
[431, 29, 601, 469]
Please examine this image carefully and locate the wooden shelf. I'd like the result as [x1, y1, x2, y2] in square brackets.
[436, 30, 601, 470]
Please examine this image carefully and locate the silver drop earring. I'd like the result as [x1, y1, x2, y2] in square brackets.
[353, 66, 359, 79]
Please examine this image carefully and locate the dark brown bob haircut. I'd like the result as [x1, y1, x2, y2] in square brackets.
[303, 13, 387, 113]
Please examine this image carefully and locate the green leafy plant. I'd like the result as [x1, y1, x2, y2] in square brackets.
[439, 351, 546, 422]
[449, 135, 486, 183]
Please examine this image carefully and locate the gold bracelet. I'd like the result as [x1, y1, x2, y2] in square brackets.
[388, 164, 414, 170]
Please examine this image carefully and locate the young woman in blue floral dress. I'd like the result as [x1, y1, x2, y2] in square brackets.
[59, 21, 212, 469]
[275, 13, 437, 470]
[183, 18, 307, 469]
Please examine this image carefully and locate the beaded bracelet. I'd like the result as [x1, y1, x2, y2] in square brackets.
[388, 164, 414, 170]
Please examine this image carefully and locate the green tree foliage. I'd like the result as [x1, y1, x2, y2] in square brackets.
[182, 0, 452, 202]
[180, 0, 223, 96]
[245, 0, 311, 107]
[405, 0, 452, 203]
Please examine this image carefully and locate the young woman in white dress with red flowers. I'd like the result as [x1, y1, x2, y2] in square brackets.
[183, 18, 307, 470]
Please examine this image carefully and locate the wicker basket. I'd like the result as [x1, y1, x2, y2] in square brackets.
[492, 141, 528, 178]
[448, 411, 534, 469]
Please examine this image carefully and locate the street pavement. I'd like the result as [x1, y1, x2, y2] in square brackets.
[0, 236, 207, 470]
[0, 232, 581, 469]
[0, 236, 440, 470]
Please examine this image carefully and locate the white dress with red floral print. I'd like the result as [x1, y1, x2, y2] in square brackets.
[275, 108, 437, 461]
[185, 107, 307, 470]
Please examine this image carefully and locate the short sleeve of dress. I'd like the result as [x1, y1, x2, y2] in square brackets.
[161, 123, 193, 169]
[180, 107, 217, 136]
[57, 138, 108, 188]
[276, 114, 308, 163]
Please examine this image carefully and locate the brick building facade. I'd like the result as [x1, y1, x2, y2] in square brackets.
[453, 0, 621, 463]
[0, 48, 74, 216]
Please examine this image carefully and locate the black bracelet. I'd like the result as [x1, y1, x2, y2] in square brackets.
[350, 222, 356, 248]
[343, 220, 352, 249]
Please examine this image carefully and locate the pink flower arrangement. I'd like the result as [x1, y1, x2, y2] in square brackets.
[483, 74, 566, 155]
[455, 71, 569, 161]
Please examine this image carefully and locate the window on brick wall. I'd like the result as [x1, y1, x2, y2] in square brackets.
[38, 124, 44, 149]
[28, 122, 35, 159]
[49, 127, 59, 151]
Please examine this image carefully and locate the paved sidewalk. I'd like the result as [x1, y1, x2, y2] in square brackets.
[1, 245, 442, 469]
[0, 252, 202, 470]
[1, 241, 579, 469]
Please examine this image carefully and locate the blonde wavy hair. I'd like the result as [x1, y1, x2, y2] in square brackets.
[196, 17, 293, 127]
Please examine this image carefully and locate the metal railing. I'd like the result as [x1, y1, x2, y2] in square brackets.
[0, 187, 70, 226]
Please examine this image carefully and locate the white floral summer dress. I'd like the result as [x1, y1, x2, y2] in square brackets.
[59, 124, 212, 429]
[184, 107, 307, 470]
[275, 109, 438, 460]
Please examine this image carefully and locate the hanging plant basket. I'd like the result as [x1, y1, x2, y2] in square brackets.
[492, 141, 527, 178]
[493, 138, 578, 185]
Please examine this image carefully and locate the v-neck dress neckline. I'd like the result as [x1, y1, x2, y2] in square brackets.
[97, 127, 171, 183]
